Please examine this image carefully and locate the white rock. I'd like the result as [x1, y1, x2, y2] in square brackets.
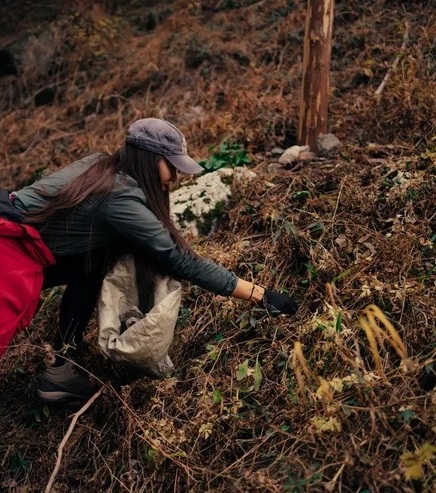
[278, 145, 301, 164]
[299, 145, 311, 153]
[170, 167, 256, 236]
[271, 147, 285, 156]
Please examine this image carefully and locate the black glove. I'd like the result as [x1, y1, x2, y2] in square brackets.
[262, 290, 299, 316]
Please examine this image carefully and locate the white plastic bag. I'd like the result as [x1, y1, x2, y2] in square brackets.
[98, 255, 181, 378]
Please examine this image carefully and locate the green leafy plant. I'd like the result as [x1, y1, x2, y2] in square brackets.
[11, 451, 28, 473]
[283, 468, 322, 492]
[269, 214, 298, 243]
[292, 190, 310, 201]
[199, 142, 250, 173]
[176, 307, 191, 328]
[236, 358, 263, 391]
[301, 263, 317, 285]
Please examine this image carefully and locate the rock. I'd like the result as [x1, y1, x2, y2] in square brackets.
[277, 144, 313, 164]
[278, 145, 301, 164]
[170, 167, 256, 236]
[270, 147, 285, 156]
[299, 151, 319, 161]
[316, 133, 342, 157]
[267, 162, 286, 173]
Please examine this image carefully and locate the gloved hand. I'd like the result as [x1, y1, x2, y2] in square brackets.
[262, 290, 299, 316]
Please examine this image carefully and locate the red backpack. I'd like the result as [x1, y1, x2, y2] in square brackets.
[0, 217, 55, 356]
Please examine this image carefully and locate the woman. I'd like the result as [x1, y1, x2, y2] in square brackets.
[5, 118, 298, 404]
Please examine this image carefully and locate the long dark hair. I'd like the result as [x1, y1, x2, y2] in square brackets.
[24, 144, 195, 312]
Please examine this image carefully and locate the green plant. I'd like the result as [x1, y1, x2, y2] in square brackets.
[142, 444, 157, 464]
[236, 358, 263, 391]
[270, 215, 298, 243]
[11, 451, 28, 473]
[176, 307, 191, 328]
[199, 142, 250, 173]
[283, 468, 322, 492]
[236, 306, 269, 329]
[206, 343, 220, 361]
[197, 200, 227, 235]
[25, 405, 50, 425]
[301, 263, 317, 284]
[292, 190, 310, 201]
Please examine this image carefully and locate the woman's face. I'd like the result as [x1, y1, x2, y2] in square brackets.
[158, 158, 177, 192]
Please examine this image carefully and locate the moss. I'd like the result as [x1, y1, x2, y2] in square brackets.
[178, 206, 196, 223]
[197, 200, 227, 235]
[221, 175, 234, 186]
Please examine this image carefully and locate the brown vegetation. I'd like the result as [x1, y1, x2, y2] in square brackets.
[0, 0, 435, 492]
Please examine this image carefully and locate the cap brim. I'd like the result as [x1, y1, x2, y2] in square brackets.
[166, 154, 204, 174]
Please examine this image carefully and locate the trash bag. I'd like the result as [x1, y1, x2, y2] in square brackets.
[98, 255, 181, 378]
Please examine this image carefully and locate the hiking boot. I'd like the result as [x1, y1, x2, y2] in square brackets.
[37, 360, 95, 404]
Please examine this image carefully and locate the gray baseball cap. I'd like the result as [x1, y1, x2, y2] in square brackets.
[125, 118, 204, 174]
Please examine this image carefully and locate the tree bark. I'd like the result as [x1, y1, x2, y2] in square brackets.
[298, 0, 334, 149]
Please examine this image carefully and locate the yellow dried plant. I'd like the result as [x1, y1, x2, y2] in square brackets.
[292, 341, 315, 397]
[401, 443, 436, 480]
[358, 304, 408, 380]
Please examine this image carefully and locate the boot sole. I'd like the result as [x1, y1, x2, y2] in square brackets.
[37, 389, 91, 403]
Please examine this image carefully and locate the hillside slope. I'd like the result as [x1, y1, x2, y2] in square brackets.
[0, 1, 435, 492]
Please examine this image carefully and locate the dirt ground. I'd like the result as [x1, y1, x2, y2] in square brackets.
[0, 0, 435, 492]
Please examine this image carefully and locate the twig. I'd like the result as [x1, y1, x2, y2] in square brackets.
[45, 388, 103, 493]
[375, 21, 410, 98]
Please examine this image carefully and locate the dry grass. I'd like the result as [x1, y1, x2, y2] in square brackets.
[0, 0, 434, 188]
[1, 0, 436, 492]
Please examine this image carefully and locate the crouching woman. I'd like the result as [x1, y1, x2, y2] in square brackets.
[0, 118, 298, 404]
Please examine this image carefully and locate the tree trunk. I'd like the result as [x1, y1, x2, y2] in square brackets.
[298, 0, 334, 149]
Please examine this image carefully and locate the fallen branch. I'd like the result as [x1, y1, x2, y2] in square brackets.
[375, 21, 410, 99]
[45, 388, 103, 493]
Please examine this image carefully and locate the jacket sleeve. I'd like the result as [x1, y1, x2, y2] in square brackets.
[105, 191, 238, 296]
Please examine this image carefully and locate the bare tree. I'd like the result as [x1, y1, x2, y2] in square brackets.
[298, 0, 334, 149]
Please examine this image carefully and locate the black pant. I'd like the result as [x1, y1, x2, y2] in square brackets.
[43, 252, 109, 354]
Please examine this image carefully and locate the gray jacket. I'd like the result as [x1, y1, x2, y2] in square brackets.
[14, 153, 238, 296]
